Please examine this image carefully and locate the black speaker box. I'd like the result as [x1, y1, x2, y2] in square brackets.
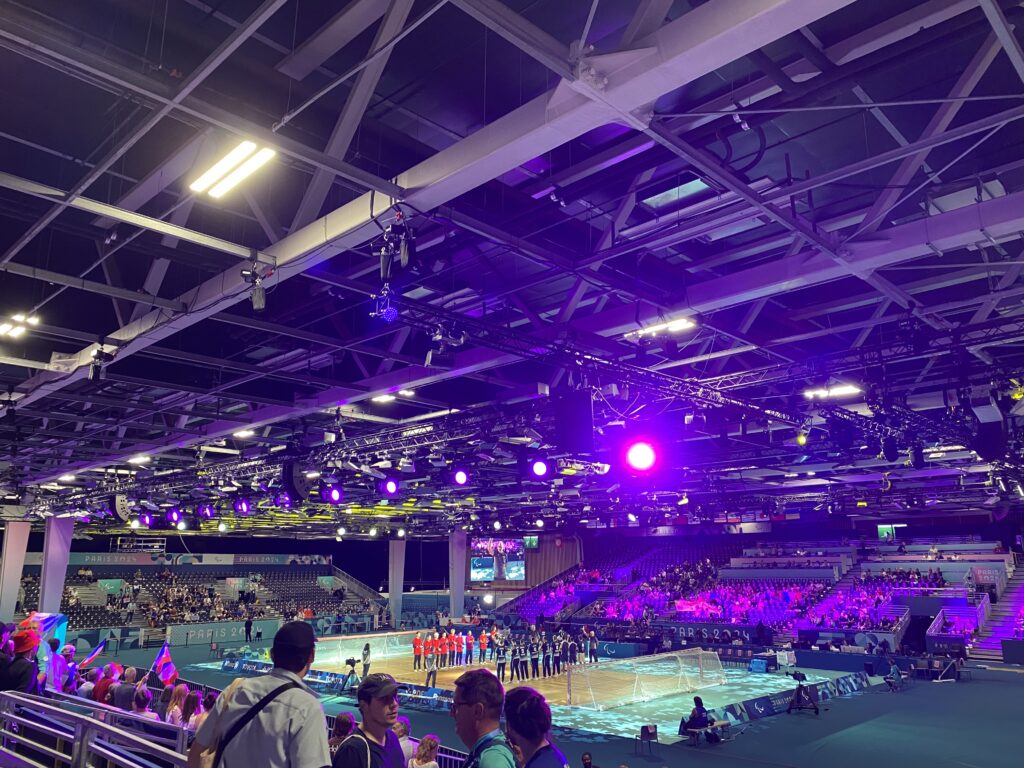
[554, 389, 594, 453]
[972, 421, 1006, 462]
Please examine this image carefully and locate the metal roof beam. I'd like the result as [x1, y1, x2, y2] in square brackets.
[0, 0, 289, 266]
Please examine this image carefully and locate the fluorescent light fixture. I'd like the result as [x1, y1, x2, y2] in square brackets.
[642, 178, 711, 209]
[0, 323, 11, 334]
[208, 147, 276, 198]
[626, 317, 696, 338]
[7, 326, 25, 338]
[804, 384, 862, 400]
[305, 470, 321, 479]
[127, 455, 151, 465]
[26, 316, 39, 326]
[189, 141, 257, 193]
[372, 394, 396, 403]
[58, 474, 75, 482]
[398, 389, 415, 397]
[232, 429, 255, 438]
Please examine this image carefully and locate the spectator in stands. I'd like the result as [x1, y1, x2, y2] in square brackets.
[332, 673, 404, 768]
[45, 638, 70, 693]
[78, 668, 100, 700]
[92, 664, 119, 704]
[165, 683, 190, 726]
[328, 712, 355, 757]
[132, 687, 160, 720]
[190, 690, 217, 732]
[0, 630, 44, 695]
[580, 753, 598, 768]
[191, 621, 330, 767]
[409, 735, 440, 768]
[451, 669, 515, 768]
[110, 667, 149, 709]
[154, 684, 174, 720]
[1, 624, 15, 663]
[182, 690, 203, 730]
[393, 715, 414, 764]
[504, 686, 568, 768]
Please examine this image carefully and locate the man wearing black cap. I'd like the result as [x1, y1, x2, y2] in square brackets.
[332, 673, 405, 768]
[190, 621, 330, 768]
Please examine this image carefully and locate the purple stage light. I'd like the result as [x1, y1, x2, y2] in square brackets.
[319, 484, 343, 504]
[197, 504, 214, 519]
[329, 487, 342, 503]
[275, 492, 292, 509]
[453, 469, 468, 486]
[384, 479, 399, 495]
[626, 441, 657, 471]
[531, 459, 549, 478]
[139, 513, 153, 527]
[167, 507, 181, 523]
[234, 498, 250, 515]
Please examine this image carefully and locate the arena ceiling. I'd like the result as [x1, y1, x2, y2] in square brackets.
[2, 0, 1024, 537]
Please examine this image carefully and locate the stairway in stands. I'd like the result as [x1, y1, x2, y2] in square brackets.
[972, 568, 1024, 662]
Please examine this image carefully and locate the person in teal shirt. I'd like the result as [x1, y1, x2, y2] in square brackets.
[451, 669, 516, 768]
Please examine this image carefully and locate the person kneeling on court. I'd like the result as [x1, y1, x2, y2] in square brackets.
[333, 673, 405, 768]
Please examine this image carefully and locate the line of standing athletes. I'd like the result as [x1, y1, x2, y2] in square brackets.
[411, 626, 600, 686]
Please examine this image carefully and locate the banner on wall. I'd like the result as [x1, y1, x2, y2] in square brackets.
[64, 626, 143, 653]
[166, 619, 281, 646]
[23, 553, 331, 567]
[317, 576, 334, 590]
[97, 579, 124, 595]
[650, 621, 769, 644]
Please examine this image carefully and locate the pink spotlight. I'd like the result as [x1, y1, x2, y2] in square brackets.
[626, 441, 657, 471]
[531, 460, 549, 478]
[329, 487, 342, 504]
[384, 479, 399, 495]
[454, 469, 468, 486]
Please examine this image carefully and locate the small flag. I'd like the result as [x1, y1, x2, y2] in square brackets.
[152, 641, 178, 685]
[80, 640, 107, 668]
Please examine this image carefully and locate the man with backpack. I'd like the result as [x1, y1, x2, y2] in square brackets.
[189, 621, 330, 768]
[451, 669, 516, 768]
[331, 673, 405, 768]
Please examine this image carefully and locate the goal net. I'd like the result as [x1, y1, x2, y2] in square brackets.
[567, 649, 726, 710]
[317, 629, 417, 666]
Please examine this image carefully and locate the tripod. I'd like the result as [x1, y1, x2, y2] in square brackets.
[786, 683, 819, 715]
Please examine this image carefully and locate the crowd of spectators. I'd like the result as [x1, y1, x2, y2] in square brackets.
[146, 573, 248, 627]
[594, 559, 718, 622]
[1012, 608, 1024, 639]
[531, 568, 609, 618]
[673, 579, 830, 629]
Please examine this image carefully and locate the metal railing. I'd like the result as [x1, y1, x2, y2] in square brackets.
[0, 691, 187, 768]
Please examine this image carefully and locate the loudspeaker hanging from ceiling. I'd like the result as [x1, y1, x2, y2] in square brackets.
[554, 388, 594, 454]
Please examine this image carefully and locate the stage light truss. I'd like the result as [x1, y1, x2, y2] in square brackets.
[703, 315, 1024, 391]
[386, 295, 806, 426]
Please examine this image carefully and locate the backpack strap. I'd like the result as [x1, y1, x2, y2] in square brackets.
[212, 681, 300, 767]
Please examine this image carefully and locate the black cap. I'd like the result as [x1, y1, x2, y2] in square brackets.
[357, 672, 400, 702]
[273, 621, 317, 651]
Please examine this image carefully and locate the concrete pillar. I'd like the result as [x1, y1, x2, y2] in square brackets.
[39, 517, 74, 614]
[388, 539, 406, 629]
[0, 521, 31, 621]
[448, 531, 467, 619]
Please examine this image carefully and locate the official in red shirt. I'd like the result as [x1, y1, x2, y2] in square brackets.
[412, 632, 423, 670]
[465, 632, 475, 666]
[455, 632, 465, 667]
[478, 630, 488, 663]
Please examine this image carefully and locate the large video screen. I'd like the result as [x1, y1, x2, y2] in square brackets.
[470, 557, 495, 582]
[472, 538, 526, 581]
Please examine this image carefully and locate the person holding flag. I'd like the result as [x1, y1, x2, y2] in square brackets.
[152, 641, 178, 686]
